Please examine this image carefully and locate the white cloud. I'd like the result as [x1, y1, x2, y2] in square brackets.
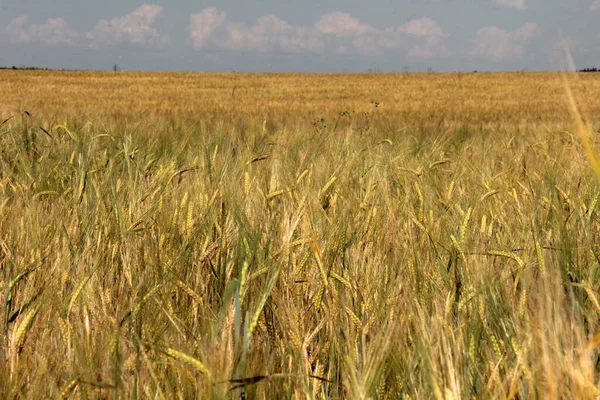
[188, 7, 227, 48]
[399, 17, 445, 37]
[397, 17, 449, 57]
[1, 5, 168, 48]
[408, 36, 450, 59]
[1, 6, 451, 61]
[314, 12, 388, 55]
[473, 22, 538, 60]
[351, 33, 399, 55]
[590, 0, 600, 11]
[515, 22, 537, 39]
[187, 9, 326, 53]
[492, 0, 527, 10]
[226, 16, 325, 53]
[2, 16, 32, 43]
[87, 5, 167, 47]
[2, 16, 80, 45]
[314, 12, 376, 36]
[186, 8, 449, 59]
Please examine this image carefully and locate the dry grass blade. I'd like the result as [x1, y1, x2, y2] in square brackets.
[481, 190, 500, 202]
[247, 155, 270, 165]
[226, 375, 280, 391]
[221, 373, 334, 391]
[1, 116, 13, 127]
[39, 126, 53, 138]
[428, 159, 452, 170]
[167, 167, 199, 185]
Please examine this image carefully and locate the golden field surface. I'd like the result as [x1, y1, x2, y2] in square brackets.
[2, 71, 600, 129]
[1, 70, 600, 398]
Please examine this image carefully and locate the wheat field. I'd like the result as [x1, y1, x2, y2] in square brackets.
[1, 70, 600, 398]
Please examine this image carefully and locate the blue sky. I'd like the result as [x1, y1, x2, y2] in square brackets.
[0, 0, 597, 72]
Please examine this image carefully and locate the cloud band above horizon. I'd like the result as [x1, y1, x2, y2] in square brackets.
[0, 3, 546, 68]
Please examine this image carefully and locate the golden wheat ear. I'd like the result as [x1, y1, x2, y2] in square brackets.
[561, 41, 600, 180]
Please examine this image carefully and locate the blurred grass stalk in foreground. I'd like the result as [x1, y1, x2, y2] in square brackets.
[562, 40, 600, 180]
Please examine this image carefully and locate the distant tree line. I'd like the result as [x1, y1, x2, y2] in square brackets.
[0, 65, 109, 71]
[578, 68, 599, 73]
[0, 66, 52, 70]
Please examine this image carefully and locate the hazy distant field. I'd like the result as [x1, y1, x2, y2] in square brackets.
[1, 71, 600, 398]
[2, 71, 600, 128]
